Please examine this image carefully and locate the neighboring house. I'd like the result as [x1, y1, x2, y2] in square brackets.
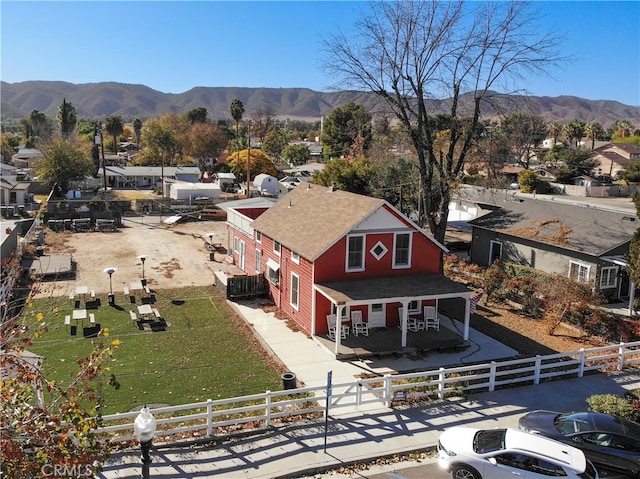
[11, 147, 42, 169]
[0, 163, 31, 214]
[226, 184, 474, 354]
[252, 173, 279, 196]
[105, 166, 200, 188]
[467, 194, 637, 301]
[168, 181, 221, 200]
[592, 143, 640, 180]
[213, 172, 236, 191]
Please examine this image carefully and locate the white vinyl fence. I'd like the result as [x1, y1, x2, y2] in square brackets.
[97, 340, 640, 442]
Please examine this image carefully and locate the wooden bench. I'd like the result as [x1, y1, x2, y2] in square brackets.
[129, 311, 137, 321]
[64, 315, 71, 325]
[89, 313, 95, 324]
[90, 290, 95, 298]
[152, 308, 161, 318]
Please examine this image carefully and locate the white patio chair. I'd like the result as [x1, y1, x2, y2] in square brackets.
[398, 306, 420, 331]
[424, 306, 440, 331]
[351, 310, 368, 337]
[326, 314, 348, 340]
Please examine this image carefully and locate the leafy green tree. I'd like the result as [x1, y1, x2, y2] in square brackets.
[550, 146, 599, 183]
[33, 135, 94, 195]
[185, 107, 208, 124]
[139, 114, 189, 165]
[281, 144, 310, 166]
[262, 128, 288, 160]
[518, 169, 540, 193]
[320, 102, 372, 159]
[133, 118, 142, 146]
[618, 160, 640, 183]
[501, 112, 546, 168]
[105, 116, 124, 154]
[186, 122, 228, 180]
[227, 149, 276, 181]
[57, 98, 77, 138]
[313, 157, 373, 196]
[368, 156, 419, 216]
[322, 0, 560, 243]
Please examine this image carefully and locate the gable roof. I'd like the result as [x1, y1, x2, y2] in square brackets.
[252, 185, 426, 261]
[469, 197, 637, 256]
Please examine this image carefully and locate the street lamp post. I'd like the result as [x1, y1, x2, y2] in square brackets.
[138, 255, 148, 286]
[103, 267, 117, 305]
[133, 405, 156, 479]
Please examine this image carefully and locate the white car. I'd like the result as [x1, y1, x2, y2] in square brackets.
[438, 427, 599, 479]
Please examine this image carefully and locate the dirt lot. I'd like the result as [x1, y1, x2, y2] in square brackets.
[33, 215, 231, 299]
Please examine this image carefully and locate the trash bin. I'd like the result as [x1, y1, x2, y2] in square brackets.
[35, 246, 44, 257]
[209, 252, 215, 261]
[108, 293, 115, 305]
[281, 372, 297, 390]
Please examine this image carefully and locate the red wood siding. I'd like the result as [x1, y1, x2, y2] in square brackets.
[314, 231, 441, 283]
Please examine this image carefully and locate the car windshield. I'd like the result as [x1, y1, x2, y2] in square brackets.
[555, 413, 594, 435]
[473, 429, 506, 453]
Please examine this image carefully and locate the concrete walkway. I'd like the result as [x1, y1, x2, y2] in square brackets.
[98, 298, 640, 478]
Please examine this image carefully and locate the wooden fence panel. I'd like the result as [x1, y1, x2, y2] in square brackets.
[227, 274, 268, 300]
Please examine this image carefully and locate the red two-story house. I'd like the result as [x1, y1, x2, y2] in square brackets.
[225, 184, 473, 355]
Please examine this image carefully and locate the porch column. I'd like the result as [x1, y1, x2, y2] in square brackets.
[463, 297, 470, 341]
[334, 304, 345, 355]
[401, 300, 410, 348]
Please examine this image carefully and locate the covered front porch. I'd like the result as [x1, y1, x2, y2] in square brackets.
[315, 310, 468, 360]
[313, 274, 474, 357]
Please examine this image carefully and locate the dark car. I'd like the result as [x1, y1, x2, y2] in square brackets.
[519, 410, 640, 477]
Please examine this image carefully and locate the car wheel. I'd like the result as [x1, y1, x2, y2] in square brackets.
[451, 464, 481, 479]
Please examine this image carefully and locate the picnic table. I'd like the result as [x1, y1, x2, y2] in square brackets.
[130, 281, 144, 293]
[137, 304, 153, 319]
[72, 309, 87, 321]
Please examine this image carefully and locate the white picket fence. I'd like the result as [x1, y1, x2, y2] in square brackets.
[97, 340, 640, 442]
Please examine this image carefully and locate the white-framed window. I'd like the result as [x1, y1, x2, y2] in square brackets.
[290, 273, 300, 310]
[569, 261, 591, 283]
[291, 251, 300, 264]
[266, 258, 280, 287]
[256, 231, 262, 243]
[600, 266, 618, 289]
[273, 240, 281, 256]
[233, 236, 239, 253]
[370, 241, 388, 261]
[255, 249, 262, 273]
[346, 235, 365, 271]
[408, 300, 419, 313]
[393, 233, 411, 268]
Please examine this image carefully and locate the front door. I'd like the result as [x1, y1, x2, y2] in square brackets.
[489, 240, 502, 265]
[368, 303, 385, 327]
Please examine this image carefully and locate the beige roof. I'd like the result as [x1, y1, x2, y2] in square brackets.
[251, 185, 385, 260]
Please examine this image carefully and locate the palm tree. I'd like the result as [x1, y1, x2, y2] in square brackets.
[562, 120, 586, 148]
[546, 121, 562, 146]
[133, 118, 142, 146]
[105, 115, 124, 154]
[615, 119, 634, 138]
[584, 121, 602, 149]
[229, 99, 246, 192]
[57, 98, 77, 138]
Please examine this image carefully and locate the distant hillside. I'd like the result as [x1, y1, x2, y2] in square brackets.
[1, 81, 638, 128]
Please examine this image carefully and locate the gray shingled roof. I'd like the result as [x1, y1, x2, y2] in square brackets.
[251, 185, 385, 260]
[469, 197, 637, 255]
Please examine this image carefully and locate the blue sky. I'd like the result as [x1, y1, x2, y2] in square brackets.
[2, 1, 639, 106]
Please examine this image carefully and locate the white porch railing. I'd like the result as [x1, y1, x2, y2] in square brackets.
[96, 340, 640, 442]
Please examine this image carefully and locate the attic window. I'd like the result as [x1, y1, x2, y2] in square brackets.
[370, 241, 388, 261]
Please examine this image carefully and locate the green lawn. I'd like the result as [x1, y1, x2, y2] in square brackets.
[25, 286, 283, 415]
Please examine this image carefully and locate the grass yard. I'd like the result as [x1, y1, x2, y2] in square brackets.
[24, 286, 283, 415]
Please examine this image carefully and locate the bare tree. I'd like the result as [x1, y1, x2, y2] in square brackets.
[322, 0, 563, 243]
[251, 105, 276, 146]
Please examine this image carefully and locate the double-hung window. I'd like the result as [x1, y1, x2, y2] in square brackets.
[569, 261, 590, 283]
[290, 273, 300, 310]
[346, 235, 365, 271]
[255, 249, 262, 273]
[273, 240, 281, 256]
[393, 233, 411, 268]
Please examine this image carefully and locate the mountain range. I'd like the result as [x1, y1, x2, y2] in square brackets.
[1, 81, 639, 128]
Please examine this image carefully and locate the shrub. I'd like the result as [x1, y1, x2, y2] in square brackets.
[586, 393, 640, 422]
